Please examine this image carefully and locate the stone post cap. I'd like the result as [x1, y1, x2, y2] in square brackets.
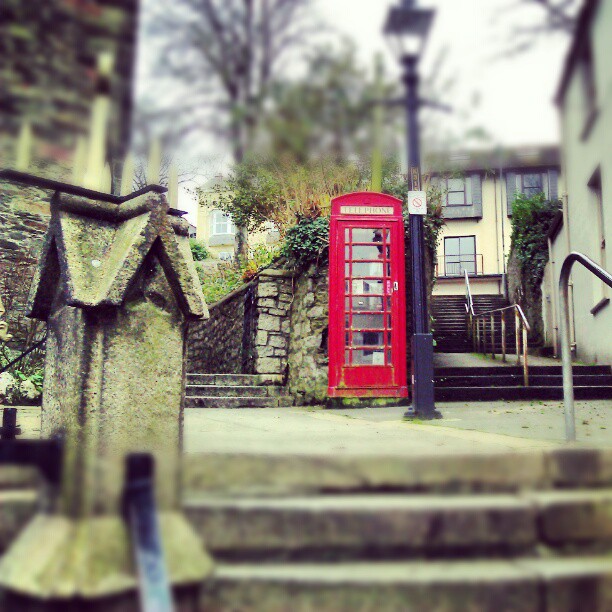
[27, 187, 208, 320]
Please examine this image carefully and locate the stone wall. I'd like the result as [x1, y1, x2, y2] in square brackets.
[286, 262, 330, 405]
[0, 0, 138, 174]
[0, 0, 139, 346]
[187, 268, 294, 377]
[252, 270, 294, 376]
[187, 283, 252, 375]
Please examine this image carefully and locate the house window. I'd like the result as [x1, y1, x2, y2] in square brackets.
[444, 177, 467, 206]
[444, 236, 476, 276]
[521, 173, 543, 198]
[211, 210, 235, 235]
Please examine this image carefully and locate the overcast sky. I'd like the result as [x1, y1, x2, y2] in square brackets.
[316, 0, 571, 146]
[158, 0, 575, 220]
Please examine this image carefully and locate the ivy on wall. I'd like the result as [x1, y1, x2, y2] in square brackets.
[509, 192, 561, 291]
[281, 216, 330, 268]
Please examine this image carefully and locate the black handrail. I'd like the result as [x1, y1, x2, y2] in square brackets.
[0, 334, 47, 375]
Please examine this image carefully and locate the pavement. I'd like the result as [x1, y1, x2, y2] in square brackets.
[434, 352, 567, 368]
[9, 397, 612, 454]
[7, 349, 612, 454]
[180, 399, 612, 456]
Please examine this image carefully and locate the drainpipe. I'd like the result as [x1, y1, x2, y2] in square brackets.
[562, 192, 577, 353]
[548, 236, 559, 357]
[499, 161, 507, 298]
[493, 169, 501, 294]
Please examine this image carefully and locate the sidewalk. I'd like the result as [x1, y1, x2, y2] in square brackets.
[8, 393, 611, 455]
[183, 398, 612, 455]
[434, 352, 565, 368]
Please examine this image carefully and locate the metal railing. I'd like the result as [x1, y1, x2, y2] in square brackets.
[470, 304, 531, 387]
[559, 252, 612, 442]
[464, 269, 475, 316]
[435, 254, 484, 277]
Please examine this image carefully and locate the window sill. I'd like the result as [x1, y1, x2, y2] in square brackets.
[590, 297, 609, 316]
[581, 107, 599, 142]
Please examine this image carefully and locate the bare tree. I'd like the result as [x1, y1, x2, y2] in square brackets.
[498, 0, 580, 56]
[144, 0, 315, 261]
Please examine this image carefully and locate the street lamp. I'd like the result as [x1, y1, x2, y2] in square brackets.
[383, 0, 442, 419]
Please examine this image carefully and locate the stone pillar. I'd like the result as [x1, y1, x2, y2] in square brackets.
[253, 269, 294, 378]
[0, 189, 213, 609]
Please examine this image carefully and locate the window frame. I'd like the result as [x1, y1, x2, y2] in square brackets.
[443, 235, 477, 276]
[520, 172, 544, 198]
[443, 176, 468, 207]
[211, 210, 236, 236]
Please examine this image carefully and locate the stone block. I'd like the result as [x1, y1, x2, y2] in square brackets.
[257, 346, 276, 358]
[256, 330, 269, 346]
[258, 314, 281, 332]
[307, 306, 324, 319]
[281, 320, 291, 334]
[258, 282, 279, 298]
[303, 292, 315, 308]
[259, 298, 277, 308]
[256, 357, 282, 374]
[269, 335, 287, 349]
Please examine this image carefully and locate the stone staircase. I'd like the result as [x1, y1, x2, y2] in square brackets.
[180, 449, 612, 610]
[435, 364, 612, 401]
[2, 449, 612, 609]
[185, 373, 293, 408]
[432, 295, 516, 354]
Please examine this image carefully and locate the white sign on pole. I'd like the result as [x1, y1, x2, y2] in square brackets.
[407, 191, 427, 215]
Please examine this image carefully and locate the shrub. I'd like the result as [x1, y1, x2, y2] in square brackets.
[281, 216, 330, 268]
[190, 239, 210, 261]
[509, 193, 561, 291]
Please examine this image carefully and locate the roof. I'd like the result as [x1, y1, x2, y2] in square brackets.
[555, 0, 600, 105]
[425, 145, 561, 174]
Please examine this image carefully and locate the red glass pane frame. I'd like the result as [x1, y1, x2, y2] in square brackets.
[328, 192, 408, 398]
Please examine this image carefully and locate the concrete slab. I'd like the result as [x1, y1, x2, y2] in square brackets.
[183, 407, 560, 456]
[434, 352, 569, 368]
[8, 398, 612, 452]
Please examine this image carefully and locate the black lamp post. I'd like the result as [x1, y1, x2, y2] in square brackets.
[384, 0, 442, 419]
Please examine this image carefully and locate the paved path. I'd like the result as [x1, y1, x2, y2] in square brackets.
[434, 352, 567, 368]
[8, 395, 612, 455]
[183, 398, 612, 455]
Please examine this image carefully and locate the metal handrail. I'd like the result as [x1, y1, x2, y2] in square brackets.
[470, 303, 531, 385]
[559, 252, 612, 442]
[0, 334, 47, 375]
[473, 304, 531, 331]
[464, 270, 475, 316]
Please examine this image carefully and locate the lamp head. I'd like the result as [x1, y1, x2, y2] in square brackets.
[383, 1, 435, 61]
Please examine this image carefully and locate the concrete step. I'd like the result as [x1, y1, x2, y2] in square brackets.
[184, 493, 537, 561]
[199, 557, 612, 611]
[434, 375, 612, 388]
[185, 489, 612, 561]
[0, 490, 38, 554]
[186, 385, 287, 398]
[181, 449, 612, 496]
[186, 373, 283, 386]
[435, 365, 612, 377]
[435, 385, 612, 402]
[185, 396, 294, 408]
